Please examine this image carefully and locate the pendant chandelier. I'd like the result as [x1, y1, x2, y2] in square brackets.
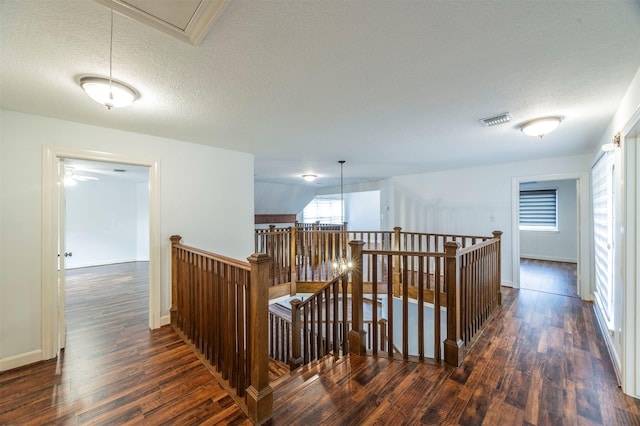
[332, 160, 352, 277]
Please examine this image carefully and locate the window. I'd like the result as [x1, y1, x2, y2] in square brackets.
[519, 189, 558, 230]
[592, 153, 614, 328]
[302, 195, 343, 224]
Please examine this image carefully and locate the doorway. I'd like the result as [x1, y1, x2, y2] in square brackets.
[41, 145, 161, 361]
[518, 179, 579, 298]
[510, 172, 589, 299]
[59, 158, 150, 348]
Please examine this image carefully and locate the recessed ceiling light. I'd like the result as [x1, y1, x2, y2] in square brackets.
[302, 174, 317, 182]
[521, 116, 563, 138]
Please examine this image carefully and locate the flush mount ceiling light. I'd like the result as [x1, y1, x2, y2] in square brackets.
[80, 76, 139, 109]
[521, 116, 563, 138]
[80, 3, 139, 109]
[302, 174, 317, 182]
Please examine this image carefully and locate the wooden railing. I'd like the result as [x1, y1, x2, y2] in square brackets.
[288, 273, 350, 368]
[171, 229, 502, 423]
[255, 225, 492, 288]
[170, 236, 272, 425]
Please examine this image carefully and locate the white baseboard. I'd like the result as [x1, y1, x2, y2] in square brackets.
[65, 258, 140, 269]
[160, 314, 171, 326]
[0, 349, 42, 372]
[501, 280, 514, 288]
[520, 255, 577, 263]
[592, 301, 622, 385]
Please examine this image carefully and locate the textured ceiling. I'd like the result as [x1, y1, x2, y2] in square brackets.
[1, 0, 640, 187]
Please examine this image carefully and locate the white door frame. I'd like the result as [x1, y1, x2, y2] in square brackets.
[41, 146, 161, 360]
[511, 172, 590, 299]
[621, 107, 640, 398]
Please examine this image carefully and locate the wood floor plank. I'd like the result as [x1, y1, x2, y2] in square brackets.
[0, 262, 250, 426]
[2, 259, 639, 425]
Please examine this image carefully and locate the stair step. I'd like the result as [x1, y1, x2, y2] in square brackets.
[271, 353, 348, 394]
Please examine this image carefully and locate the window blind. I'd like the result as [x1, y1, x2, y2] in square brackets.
[519, 189, 557, 229]
[592, 152, 613, 328]
[302, 196, 343, 224]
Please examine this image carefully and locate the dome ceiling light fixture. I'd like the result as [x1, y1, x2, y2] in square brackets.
[80, 76, 139, 109]
[521, 116, 563, 138]
[80, 2, 139, 109]
[302, 174, 317, 182]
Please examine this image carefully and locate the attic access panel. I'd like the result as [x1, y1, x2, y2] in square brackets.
[96, 0, 230, 45]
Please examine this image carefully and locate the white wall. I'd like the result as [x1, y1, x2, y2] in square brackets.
[136, 181, 150, 260]
[0, 110, 255, 365]
[346, 190, 380, 231]
[519, 179, 578, 262]
[254, 181, 316, 215]
[389, 154, 592, 287]
[591, 65, 640, 398]
[65, 178, 149, 268]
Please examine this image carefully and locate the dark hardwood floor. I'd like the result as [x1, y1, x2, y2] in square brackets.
[520, 258, 578, 298]
[2, 261, 639, 425]
[0, 262, 251, 425]
[271, 287, 640, 425]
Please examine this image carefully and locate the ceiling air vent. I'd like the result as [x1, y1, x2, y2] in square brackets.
[480, 113, 512, 127]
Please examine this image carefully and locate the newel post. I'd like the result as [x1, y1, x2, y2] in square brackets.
[247, 253, 273, 425]
[492, 230, 503, 305]
[443, 241, 464, 367]
[348, 240, 366, 355]
[169, 235, 182, 321]
[289, 298, 303, 369]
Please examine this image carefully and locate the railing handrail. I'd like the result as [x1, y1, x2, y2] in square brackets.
[297, 273, 345, 310]
[173, 241, 251, 270]
[363, 249, 446, 257]
[457, 236, 500, 255]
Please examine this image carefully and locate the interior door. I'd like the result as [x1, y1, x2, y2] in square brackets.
[58, 158, 67, 350]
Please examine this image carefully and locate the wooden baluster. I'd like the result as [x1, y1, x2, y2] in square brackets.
[348, 240, 366, 355]
[387, 254, 394, 358]
[434, 253, 441, 363]
[444, 241, 463, 367]
[378, 318, 387, 352]
[312, 223, 318, 280]
[289, 298, 302, 369]
[303, 305, 309, 364]
[289, 226, 298, 296]
[324, 287, 330, 356]
[341, 273, 349, 354]
[372, 254, 378, 355]
[402, 255, 408, 360]
[246, 253, 273, 425]
[332, 280, 339, 354]
[417, 255, 424, 360]
[393, 226, 401, 296]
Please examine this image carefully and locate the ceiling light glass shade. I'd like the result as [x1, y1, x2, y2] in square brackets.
[80, 76, 140, 109]
[521, 117, 563, 138]
[302, 174, 317, 182]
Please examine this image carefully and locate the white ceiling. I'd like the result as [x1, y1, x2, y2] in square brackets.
[2, 0, 640, 188]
